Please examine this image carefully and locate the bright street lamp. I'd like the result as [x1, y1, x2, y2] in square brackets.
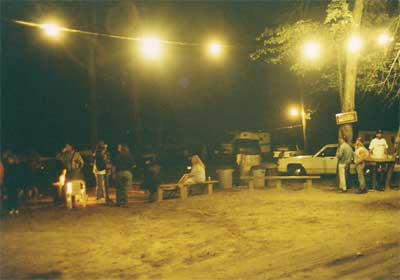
[289, 107, 300, 117]
[139, 37, 162, 60]
[347, 35, 363, 53]
[40, 23, 62, 38]
[303, 41, 320, 60]
[208, 42, 222, 57]
[377, 33, 393, 46]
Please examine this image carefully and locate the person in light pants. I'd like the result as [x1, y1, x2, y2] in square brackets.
[354, 137, 369, 193]
[336, 136, 353, 192]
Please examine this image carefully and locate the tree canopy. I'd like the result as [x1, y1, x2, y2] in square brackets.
[251, 0, 399, 104]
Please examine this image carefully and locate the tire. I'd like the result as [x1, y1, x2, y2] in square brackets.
[288, 165, 306, 176]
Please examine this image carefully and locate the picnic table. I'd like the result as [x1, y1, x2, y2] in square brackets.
[364, 156, 396, 190]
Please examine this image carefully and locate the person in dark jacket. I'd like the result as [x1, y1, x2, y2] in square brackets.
[93, 141, 110, 203]
[4, 153, 19, 215]
[143, 158, 161, 202]
[56, 144, 84, 180]
[114, 144, 135, 207]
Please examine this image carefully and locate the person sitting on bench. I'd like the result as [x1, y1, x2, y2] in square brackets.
[179, 155, 206, 184]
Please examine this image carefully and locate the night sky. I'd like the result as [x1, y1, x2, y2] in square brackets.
[1, 0, 398, 156]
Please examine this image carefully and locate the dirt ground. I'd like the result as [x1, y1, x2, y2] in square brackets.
[1, 182, 399, 280]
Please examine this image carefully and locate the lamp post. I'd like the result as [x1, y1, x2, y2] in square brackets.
[288, 103, 310, 152]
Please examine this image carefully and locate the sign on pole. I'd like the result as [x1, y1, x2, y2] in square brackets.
[336, 111, 358, 125]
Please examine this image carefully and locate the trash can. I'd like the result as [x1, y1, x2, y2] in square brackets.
[252, 167, 266, 188]
[216, 168, 234, 189]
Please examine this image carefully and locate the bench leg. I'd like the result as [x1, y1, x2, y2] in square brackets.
[306, 179, 312, 190]
[157, 188, 163, 202]
[276, 180, 282, 189]
[207, 183, 213, 195]
[249, 180, 254, 191]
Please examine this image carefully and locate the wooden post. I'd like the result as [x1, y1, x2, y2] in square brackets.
[249, 180, 254, 191]
[372, 164, 377, 190]
[385, 162, 395, 191]
[157, 188, 163, 202]
[179, 184, 187, 199]
[306, 179, 312, 190]
[207, 183, 213, 195]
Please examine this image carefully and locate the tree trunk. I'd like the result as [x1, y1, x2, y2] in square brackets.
[131, 74, 141, 146]
[339, 0, 364, 142]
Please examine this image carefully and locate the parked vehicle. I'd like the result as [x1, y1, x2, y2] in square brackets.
[221, 131, 271, 155]
[277, 143, 400, 176]
[273, 146, 304, 159]
[277, 144, 344, 175]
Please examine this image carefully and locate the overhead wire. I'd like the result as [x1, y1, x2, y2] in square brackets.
[10, 18, 246, 49]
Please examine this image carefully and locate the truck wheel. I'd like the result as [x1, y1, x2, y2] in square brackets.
[288, 165, 306, 176]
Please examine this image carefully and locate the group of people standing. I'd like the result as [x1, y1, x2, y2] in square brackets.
[336, 130, 397, 193]
[0, 139, 208, 214]
[56, 142, 136, 208]
[53, 143, 208, 206]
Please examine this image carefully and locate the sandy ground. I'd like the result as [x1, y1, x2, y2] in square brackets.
[1, 182, 399, 280]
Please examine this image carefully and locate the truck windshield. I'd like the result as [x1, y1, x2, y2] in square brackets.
[234, 139, 261, 154]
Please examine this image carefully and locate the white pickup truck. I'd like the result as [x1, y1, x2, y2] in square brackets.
[278, 143, 400, 176]
[277, 144, 345, 175]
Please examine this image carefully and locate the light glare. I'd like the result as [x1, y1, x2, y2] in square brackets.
[347, 36, 363, 53]
[303, 41, 320, 60]
[377, 33, 393, 46]
[289, 107, 299, 117]
[41, 23, 61, 38]
[208, 42, 222, 57]
[140, 37, 162, 59]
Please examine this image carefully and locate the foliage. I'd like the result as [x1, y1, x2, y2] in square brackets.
[251, 0, 400, 102]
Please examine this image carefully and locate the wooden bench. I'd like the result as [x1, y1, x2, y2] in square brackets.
[157, 180, 218, 202]
[240, 176, 321, 190]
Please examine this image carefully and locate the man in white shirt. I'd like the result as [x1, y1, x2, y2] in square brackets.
[369, 130, 389, 190]
[369, 130, 388, 159]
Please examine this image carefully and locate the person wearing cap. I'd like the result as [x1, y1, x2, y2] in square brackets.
[369, 130, 388, 159]
[354, 137, 369, 194]
[56, 144, 84, 180]
[369, 130, 389, 190]
[336, 136, 353, 192]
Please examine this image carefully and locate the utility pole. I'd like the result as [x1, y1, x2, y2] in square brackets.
[131, 68, 141, 147]
[88, 6, 98, 148]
